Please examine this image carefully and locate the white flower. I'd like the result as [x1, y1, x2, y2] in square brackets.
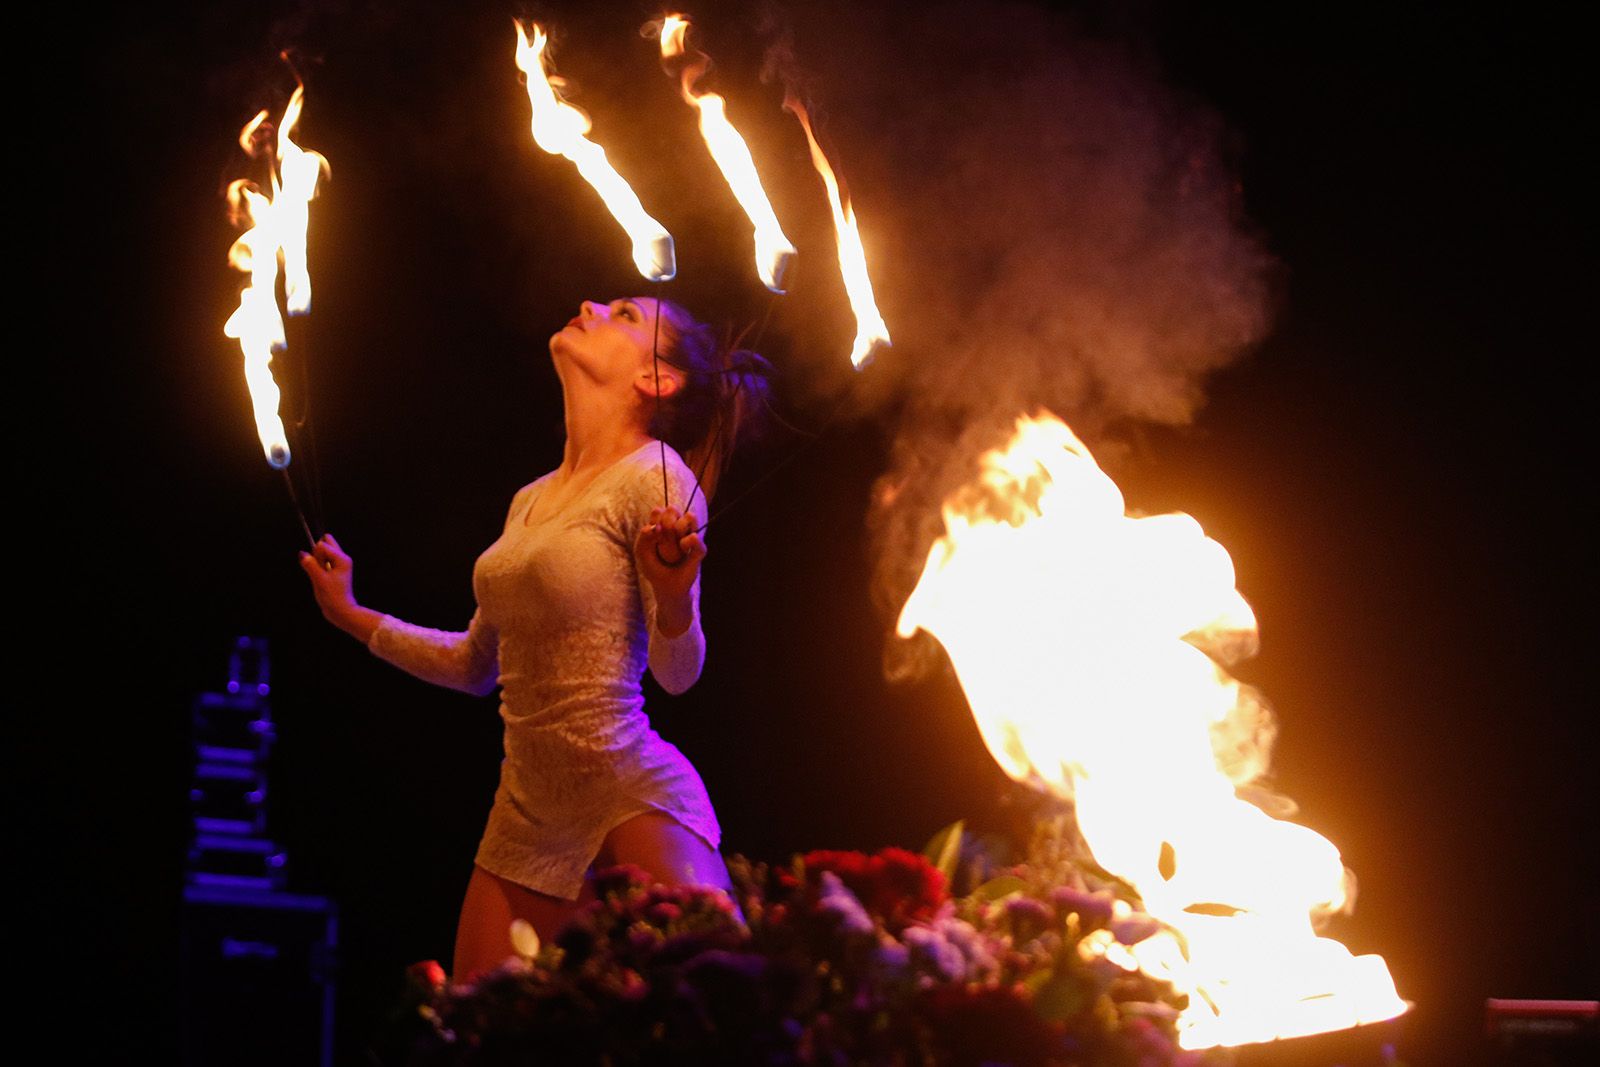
[817, 871, 874, 935]
[509, 918, 541, 960]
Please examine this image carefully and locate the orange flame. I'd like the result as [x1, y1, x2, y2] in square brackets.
[896, 413, 1406, 1049]
[514, 22, 676, 282]
[783, 96, 890, 368]
[659, 14, 795, 292]
[223, 85, 328, 469]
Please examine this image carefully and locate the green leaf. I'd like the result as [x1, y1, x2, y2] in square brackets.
[969, 874, 1029, 902]
[921, 819, 965, 883]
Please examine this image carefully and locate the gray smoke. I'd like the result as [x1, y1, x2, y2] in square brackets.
[759, 1, 1277, 669]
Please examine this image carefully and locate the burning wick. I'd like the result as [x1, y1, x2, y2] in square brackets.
[514, 21, 676, 282]
[658, 14, 795, 293]
[783, 95, 890, 369]
[223, 82, 329, 551]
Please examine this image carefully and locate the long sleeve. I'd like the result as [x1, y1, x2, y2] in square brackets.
[642, 575, 705, 695]
[621, 450, 709, 696]
[367, 608, 500, 697]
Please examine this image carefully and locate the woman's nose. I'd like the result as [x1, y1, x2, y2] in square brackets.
[580, 300, 602, 320]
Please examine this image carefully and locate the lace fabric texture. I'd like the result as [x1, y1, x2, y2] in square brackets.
[368, 442, 717, 899]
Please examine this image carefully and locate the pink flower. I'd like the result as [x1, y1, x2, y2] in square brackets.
[1004, 895, 1053, 941]
[1051, 886, 1115, 929]
[1110, 915, 1161, 946]
[645, 901, 683, 925]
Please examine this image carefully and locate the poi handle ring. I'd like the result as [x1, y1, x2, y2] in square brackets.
[651, 517, 701, 569]
[653, 541, 690, 569]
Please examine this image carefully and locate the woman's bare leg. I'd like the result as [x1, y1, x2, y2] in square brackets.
[451, 864, 589, 982]
[599, 810, 735, 896]
[453, 815, 733, 980]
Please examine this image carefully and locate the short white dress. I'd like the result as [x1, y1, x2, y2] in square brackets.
[367, 441, 719, 900]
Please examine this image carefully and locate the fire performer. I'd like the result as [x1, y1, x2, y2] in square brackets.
[298, 295, 768, 980]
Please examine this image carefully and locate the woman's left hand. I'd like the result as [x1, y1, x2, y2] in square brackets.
[635, 507, 705, 636]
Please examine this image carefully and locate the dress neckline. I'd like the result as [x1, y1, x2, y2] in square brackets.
[521, 440, 659, 528]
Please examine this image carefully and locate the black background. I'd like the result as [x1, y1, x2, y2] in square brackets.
[26, 2, 1592, 1063]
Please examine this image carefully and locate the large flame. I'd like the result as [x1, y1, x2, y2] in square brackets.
[783, 96, 890, 369]
[897, 413, 1406, 1049]
[223, 86, 328, 469]
[514, 22, 676, 282]
[659, 14, 795, 293]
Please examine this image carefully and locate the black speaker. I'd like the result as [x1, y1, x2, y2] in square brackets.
[180, 886, 338, 1067]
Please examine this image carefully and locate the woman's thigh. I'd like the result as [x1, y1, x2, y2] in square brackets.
[599, 810, 733, 892]
[452, 864, 587, 982]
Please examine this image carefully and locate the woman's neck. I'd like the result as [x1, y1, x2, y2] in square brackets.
[559, 387, 651, 478]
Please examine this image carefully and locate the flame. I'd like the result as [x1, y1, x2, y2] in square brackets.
[659, 14, 795, 292]
[514, 22, 675, 282]
[896, 414, 1406, 1049]
[784, 96, 890, 368]
[222, 86, 328, 470]
[275, 86, 324, 316]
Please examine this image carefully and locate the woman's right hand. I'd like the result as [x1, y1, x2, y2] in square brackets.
[299, 534, 382, 641]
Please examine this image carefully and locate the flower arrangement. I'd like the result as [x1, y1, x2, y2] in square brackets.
[388, 819, 1211, 1065]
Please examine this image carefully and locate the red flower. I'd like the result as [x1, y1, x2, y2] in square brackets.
[591, 863, 653, 900]
[405, 958, 447, 991]
[803, 847, 947, 931]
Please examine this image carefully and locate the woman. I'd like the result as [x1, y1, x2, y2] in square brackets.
[299, 296, 767, 980]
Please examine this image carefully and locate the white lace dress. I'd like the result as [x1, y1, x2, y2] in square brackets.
[367, 441, 719, 900]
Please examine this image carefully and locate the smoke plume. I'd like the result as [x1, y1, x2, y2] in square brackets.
[760, 1, 1277, 669]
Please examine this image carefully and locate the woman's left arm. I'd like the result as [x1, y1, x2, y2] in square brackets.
[635, 506, 707, 694]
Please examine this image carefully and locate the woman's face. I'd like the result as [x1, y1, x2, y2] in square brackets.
[549, 296, 671, 389]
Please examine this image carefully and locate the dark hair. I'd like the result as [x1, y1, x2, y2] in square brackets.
[648, 299, 772, 502]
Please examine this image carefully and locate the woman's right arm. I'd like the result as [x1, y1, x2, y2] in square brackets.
[300, 534, 499, 697]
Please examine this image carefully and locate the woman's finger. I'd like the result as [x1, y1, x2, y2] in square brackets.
[315, 536, 350, 568]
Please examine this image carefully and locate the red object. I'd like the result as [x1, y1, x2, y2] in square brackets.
[803, 847, 948, 930]
[406, 959, 447, 990]
[1485, 998, 1599, 1039]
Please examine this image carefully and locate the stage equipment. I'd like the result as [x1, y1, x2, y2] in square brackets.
[182, 637, 338, 1067]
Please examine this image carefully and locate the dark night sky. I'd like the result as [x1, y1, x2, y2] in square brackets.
[25, 2, 1592, 1062]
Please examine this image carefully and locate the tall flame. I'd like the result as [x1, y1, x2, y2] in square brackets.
[897, 414, 1406, 1049]
[514, 22, 676, 282]
[659, 14, 796, 293]
[223, 85, 328, 469]
[783, 96, 890, 369]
